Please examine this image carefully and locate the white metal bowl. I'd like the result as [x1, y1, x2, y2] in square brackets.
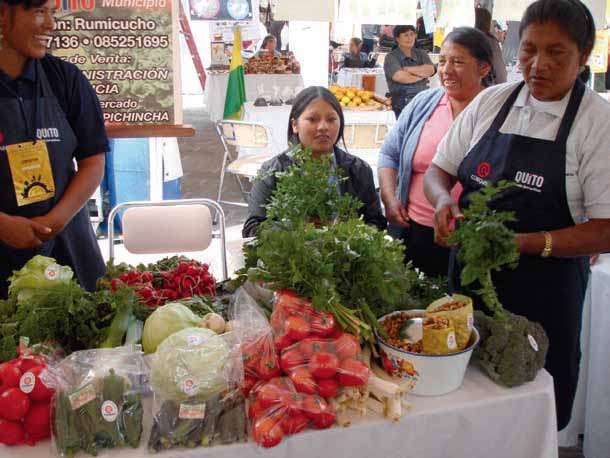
[376, 310, 479, 396]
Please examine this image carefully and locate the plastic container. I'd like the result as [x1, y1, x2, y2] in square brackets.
[376, 310, 479, 396]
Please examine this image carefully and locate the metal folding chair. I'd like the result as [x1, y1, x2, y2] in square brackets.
[342, 122, 389, 150]
[215, 120, 274, 208]
[107, 199, 228, 281]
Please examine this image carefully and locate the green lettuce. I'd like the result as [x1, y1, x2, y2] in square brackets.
[8, 255, 73, 302]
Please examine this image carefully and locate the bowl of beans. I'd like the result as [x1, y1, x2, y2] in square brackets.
[376, 310, 479, 396]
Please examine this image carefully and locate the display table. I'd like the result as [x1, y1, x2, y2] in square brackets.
[2, 367, 557, 458]
[205, 73, 305, 122]
[337, 68, 389, 96]
[560, 254, 610, 458]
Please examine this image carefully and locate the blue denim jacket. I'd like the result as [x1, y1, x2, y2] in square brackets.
[378, 88, 445, 207]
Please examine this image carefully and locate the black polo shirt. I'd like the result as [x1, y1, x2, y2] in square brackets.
[0, 54, 109, 160]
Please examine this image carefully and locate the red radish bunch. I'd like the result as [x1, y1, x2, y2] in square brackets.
[0, 356, 53, 446]
[111, 260, 216, 307]
[247, 377, 336, 448]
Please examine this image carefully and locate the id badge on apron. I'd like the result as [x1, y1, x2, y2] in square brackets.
[6, 140, 55, 207]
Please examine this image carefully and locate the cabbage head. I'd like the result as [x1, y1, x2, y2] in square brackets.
[150, 327, 230, 401]
[8, 255, 73, 302]
[142, 302, 202, 353]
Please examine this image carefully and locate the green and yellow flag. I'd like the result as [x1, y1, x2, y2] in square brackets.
[223, 27, 247, 119]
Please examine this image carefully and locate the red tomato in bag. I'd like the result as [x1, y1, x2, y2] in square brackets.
[284, 316, 310, 341]
[337, 359, 370, 387]
[334, 333, 361, 360]
[310, 312, 336, 337]
[258, 356, 281, 381]
[302, 394, 335, 428]
[248, 399, 266, 419]
[274, 333, 293, 352]
[298, 338, 326, 358]
[0, 418, 25, 445]
[317, 378, 339, 398]
[275, 290, 314, 316]
[280, 348, 306, 373]
[289, 368, 318, 395]
[252, 416, 284, 448]
[0, 363, 21, 394]
[257, 383, 287, 408]
[309, 352, 339, 380]
[0, 388, 30, 421]
[23, 402, 51, 443]
[14, 356, 45, 373]
[24, 366, 54, 402]
[281, 413, 309, 435]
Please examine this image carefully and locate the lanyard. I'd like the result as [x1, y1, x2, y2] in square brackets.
[0, 61, 40, 142]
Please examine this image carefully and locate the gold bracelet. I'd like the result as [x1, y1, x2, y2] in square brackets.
[541, 231, 553, 258]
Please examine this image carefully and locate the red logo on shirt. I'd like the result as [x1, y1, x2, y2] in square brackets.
[476, 162, 491, 178]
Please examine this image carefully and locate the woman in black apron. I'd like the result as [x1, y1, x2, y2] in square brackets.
[0, 0, 107, 297]
[424, 0, 610, 430]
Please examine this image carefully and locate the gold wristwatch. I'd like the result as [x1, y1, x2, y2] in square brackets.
[541, 232, 553, 258]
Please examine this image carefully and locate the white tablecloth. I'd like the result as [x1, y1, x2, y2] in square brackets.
[205, 73, 305, 122]
[337, 68, 389, 96]
[560, 254, 610, 458]
[0, 367, 558, 458]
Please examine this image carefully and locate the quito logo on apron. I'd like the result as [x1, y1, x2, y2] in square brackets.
[515, 171, 545, 193]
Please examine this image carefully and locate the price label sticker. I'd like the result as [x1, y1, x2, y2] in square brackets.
[187, 335, 203, 346]
[182, 378, 198, 396]
[69, 384, 97, 410]
[179, 403, 206, 420]
[101, 400, 119, 422]
[447, 332, 457, 350]
[20, 371, 36, 394]
[44, 264, 61, 281]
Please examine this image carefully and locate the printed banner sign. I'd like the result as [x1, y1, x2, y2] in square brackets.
[50, 0, 180, 125]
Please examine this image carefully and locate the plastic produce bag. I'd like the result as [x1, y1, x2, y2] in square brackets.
[247, 377, 336, 448]
[229, 288, 281, 395]
[148, 327, 246, 452]
[43, 346, 147, 457]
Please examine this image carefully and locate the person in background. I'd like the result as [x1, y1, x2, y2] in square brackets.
[257, 34, 281, 57]
[475, 7, 508, 84]
[0, 0, 108, 297]
[243, 86, 386, 237]
[383, 25, 436, 119]
[379, 25, 396, 49]
[361, 24, 380, 54]
[342, 38, 373, 69]
[378, 27, 492, 277]
[424, 0, 610, 430]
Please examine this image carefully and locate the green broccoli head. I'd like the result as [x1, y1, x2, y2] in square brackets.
[474, 310, 549, 387]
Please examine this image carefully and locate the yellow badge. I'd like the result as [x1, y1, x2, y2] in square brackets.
[6, 141, 55, 207]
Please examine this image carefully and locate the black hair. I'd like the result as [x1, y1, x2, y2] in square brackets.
[1, 0, 47, 8]
[261, 34, 276, 49]
[393, 25, 417, 40]
[350, 37, 362, 47]
[287, 86, 345, 147]
[474, 7, 493, 36]
[443, 27, 494, 86]
[519, 0, 595, 56]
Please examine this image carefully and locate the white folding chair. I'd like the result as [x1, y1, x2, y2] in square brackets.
[107, 199, 228, 281]
[215, 120, 274, 208]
